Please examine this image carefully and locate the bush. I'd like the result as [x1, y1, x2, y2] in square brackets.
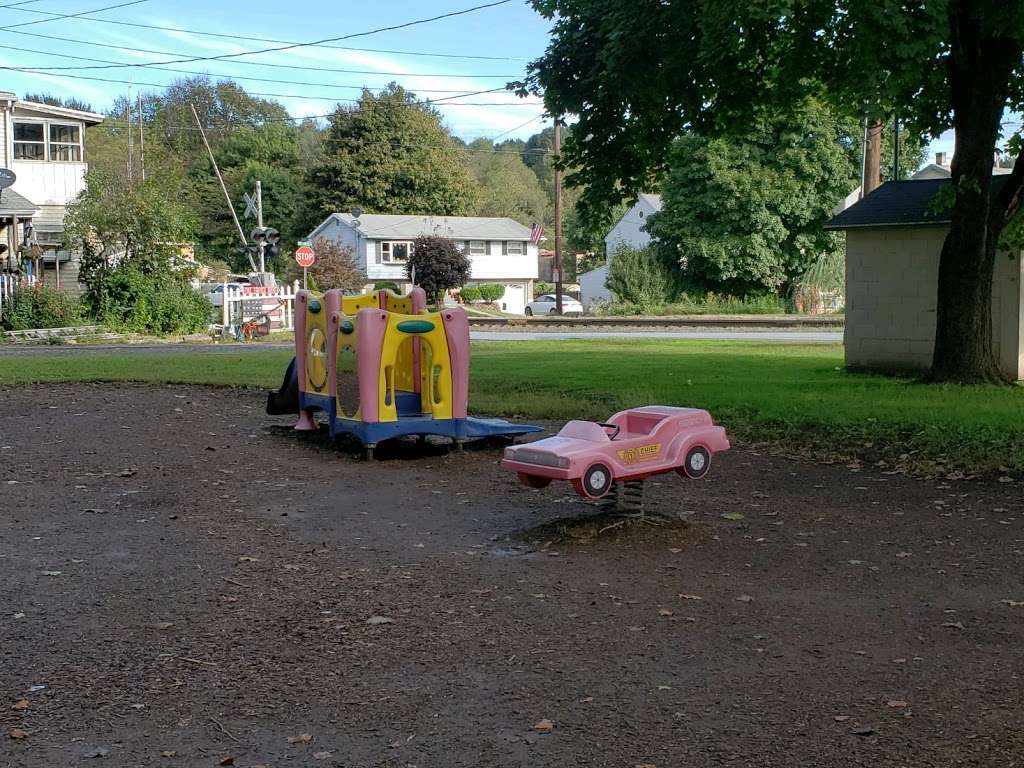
[374, 281, 401, 293]
[459, 286, 482, 302]
[1, 283, 85, 331]
[534, 281, 554, 295]
[477, 283, 505, 303]
[605, 244, 672, 309]
[589, 292, 787, 316]
[97, 266, 211, 334]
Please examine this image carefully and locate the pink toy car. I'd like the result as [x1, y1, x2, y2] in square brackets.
[501, 406, 729, 499]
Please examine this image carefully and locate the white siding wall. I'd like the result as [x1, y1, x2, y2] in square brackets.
[579, 265, 610, 308]
[604, 198, 658, 260]
[11, 161, 87, 207]
[845, 226, 1023, 380]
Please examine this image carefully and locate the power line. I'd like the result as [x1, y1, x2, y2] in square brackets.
[0, 28, 524, 75]
[489, 114, 546, 141]
[0, 11, 527, 61]
[3, 67, 538, 105]
[0, 42, 519, 91]
[1, 0, 152, 31]
[4, 0, 515, 72]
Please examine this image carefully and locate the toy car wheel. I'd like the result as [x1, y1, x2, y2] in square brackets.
[681, 445, 711, 479]
[518, 473, 552, 489]
[578, 462, 614, 499]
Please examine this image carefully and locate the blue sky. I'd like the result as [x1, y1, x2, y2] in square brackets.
[0, 0, 553, 140]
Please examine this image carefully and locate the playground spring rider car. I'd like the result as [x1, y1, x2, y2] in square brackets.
[501, 406, 729, 513]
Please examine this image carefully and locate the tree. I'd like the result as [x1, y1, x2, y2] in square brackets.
[605, 244, 671, 309]
[525, 0, 1024, 383]
[467, 139, 547, 224]
[301, 237, 365, 291]
[23, 92, 94, 112]
[647, 100, 854, 295]
[190, 122, 310, 272]
[64, 169, 208, 333]
[305, 84, 477, 226]
[406, 236, 471, 306]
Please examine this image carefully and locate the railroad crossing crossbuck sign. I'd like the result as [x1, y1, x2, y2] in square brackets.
[294, 245, 316, 268]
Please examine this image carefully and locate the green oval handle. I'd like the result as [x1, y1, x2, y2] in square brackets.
[396, 320, 435, 334]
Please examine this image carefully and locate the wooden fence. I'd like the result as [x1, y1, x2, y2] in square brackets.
[218, 280, 300, 335]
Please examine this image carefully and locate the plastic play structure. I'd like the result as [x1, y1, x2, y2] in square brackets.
[267, 286, 541, 456]
[501, 406, 730, 502]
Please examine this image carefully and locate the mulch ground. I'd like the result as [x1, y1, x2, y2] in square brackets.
[1, 383, 1022, 768]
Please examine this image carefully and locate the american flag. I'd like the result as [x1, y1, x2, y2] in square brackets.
[530, 222, 544, 244]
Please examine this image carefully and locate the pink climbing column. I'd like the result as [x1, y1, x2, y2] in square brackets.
[356, 308, 388, 423]
[441, 306, 470, 419]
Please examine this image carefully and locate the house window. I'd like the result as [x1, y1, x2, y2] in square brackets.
[469, 240, 487, 255]
[49, 123, 82, 161]
[381, 240, 413, 263]
[507, 240, 524, 255]
[12, 121, 83, 161]
[13, 122, 45, 160]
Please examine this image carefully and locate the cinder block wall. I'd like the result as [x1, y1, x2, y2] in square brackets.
[845, 226, 1022, 380]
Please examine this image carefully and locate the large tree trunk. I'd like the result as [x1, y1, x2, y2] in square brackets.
[931, 4, 1023, 383]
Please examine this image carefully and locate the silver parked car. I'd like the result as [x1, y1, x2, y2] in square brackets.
[524, 294, 584, 316]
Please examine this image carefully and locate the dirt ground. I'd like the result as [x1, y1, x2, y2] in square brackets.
[1, 383, 1022, 768]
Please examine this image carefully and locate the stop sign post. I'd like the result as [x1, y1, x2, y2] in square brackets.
[295, 244, 315, 289]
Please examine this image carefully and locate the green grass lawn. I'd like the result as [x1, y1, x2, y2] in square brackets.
[3, 340, 1022, 474]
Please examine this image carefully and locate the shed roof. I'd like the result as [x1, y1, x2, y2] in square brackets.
[0, 187, 38, 216]
[825, 177, 1012, 230]
[14, 100, 105, 126]
[319, 213, 533, 240]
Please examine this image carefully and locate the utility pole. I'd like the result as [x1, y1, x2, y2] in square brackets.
[553, 116, 563, 315]
[892, 117, 901, 181]
[863, 118, 883, 195]
[126, 89, 133, 180]
[137, 91, 145, 182]
[256, 180, 265, 273]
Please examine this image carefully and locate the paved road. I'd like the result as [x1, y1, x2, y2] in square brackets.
[471, 329, 842, 342]
[0, 329, 841, 357]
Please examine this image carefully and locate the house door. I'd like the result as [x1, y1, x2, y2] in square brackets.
[501, 282, 526, 314]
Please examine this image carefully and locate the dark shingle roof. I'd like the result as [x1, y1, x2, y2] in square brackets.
[0, 187, 38, 215]
[825, 177, 1012, 230]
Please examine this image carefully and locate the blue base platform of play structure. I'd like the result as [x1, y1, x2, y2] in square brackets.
[291, 388, 542, 447]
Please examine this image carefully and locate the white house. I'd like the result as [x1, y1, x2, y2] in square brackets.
[0, 92, 104, 294]
[307, 213, 539, 314]
[578, 193, 663, 309]
[911, 151, 1013, 180]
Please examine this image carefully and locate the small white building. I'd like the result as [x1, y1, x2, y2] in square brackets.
[826, 178, 1022, 381]
[578, 193, 662, 309]
[0, 92, 104, 294]
[307, 213, 539, 314]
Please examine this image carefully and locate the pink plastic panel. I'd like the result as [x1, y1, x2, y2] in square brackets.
[440, 307, 470, 419]
[356, 308, 388, 423]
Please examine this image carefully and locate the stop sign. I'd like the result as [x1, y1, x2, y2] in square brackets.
[294, 245, 316, 268]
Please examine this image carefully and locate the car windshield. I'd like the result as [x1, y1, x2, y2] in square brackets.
[539, 295, 555, 302]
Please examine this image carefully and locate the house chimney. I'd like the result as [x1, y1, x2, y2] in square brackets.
[935, 151, 947, 166]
